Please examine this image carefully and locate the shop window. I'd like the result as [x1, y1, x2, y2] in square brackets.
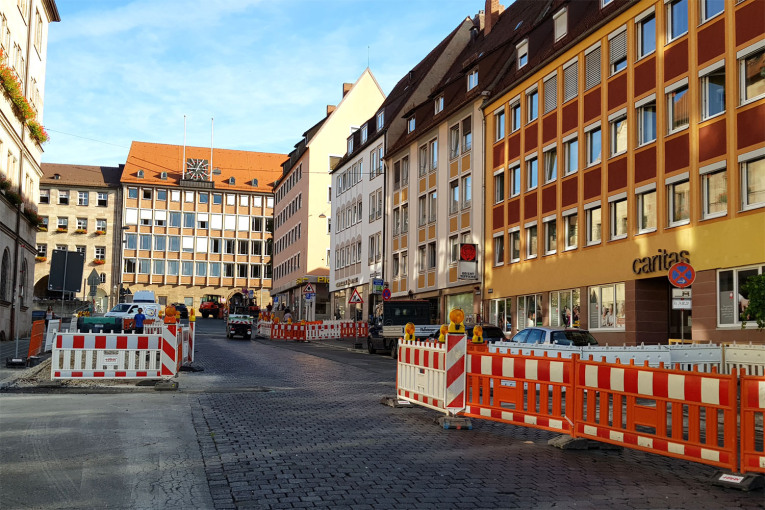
[517, 294, 543, 331]
[717, 265, 765, 327]
[588, 283, 626, 329]
[489, 297, 513, 333]
[550, 289, 581, 328]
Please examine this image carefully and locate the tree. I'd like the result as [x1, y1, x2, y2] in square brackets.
[741, 273, 765, 330]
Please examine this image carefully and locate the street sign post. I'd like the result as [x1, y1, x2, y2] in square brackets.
[382, 288, 391, 301]
[667, 263, 695, 342]
[87, 269, 100, 287]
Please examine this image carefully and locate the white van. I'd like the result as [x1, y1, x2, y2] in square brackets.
[105, 302, 162, 321]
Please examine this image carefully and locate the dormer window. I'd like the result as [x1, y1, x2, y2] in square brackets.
[137, 170, 144, 178]
[407, 116, 415, 134]
[517, 40, 529, 68]
[347, 137, 354, 154]
[160, 171, 168, 180]
[376, 110, 384, 130]
[361, 125, 368, 144]
[434, 95, 444, 114]
[251, 178, 258, 187]
[228, 177, 235, 185]
[554, 8, 567, 41]
[467, 69, 478, 90]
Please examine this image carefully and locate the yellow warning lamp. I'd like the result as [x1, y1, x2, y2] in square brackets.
[438, 324, 448, 343]
[404, 322, 416, 341]
[189, 307, 196, 323]
[273, 316, 280, 324]
[448, 308, 465, 333]
[472, 325, 484, 343]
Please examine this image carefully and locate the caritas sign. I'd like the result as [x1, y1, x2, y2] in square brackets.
[458, 244, 477, 280]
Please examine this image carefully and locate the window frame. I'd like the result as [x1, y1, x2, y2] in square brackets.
[667, 176, 691, 227]
[740, 154, 765, 211]
[544, 218, 557, 255]
[739, 44, 765, 106]
[700, 61, 726, 121]
[701, 165, 728, 220]
[585, 203, 602, 245]
[666, 0, 689, 44]
[636, 186, 657, 234]
[563, 211, 578, 250]
[609, 196, 628, 240]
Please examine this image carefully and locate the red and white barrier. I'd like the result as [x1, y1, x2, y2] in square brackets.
[445, 332, 467, 413]
[397, 339, 447, 411]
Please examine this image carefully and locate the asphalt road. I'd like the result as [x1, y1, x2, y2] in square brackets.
[1, 319, 763, 509]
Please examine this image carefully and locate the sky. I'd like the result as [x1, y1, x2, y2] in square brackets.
[41, 0, 488, 167]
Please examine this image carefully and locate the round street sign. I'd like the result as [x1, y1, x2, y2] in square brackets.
[382, 288, 392, 301]
[668, 262, 696, 288]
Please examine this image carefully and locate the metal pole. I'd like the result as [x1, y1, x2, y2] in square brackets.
[680, 309, 685, 343]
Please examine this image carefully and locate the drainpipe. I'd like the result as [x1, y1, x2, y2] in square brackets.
[479, 113, 487, 324]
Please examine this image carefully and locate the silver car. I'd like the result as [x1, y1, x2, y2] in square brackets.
[510, 327, 598, 346]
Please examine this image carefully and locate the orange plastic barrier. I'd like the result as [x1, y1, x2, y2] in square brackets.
[27, 320, 45, 357]
[740, 374, 765, 474]
[463, 344, 572, 434]
[572, 356, 738, 472]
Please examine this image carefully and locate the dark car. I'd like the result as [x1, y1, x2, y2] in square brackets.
[172, 303, 189, 320]
[428, 324, 507, 343]
[510, 327, 598, 346]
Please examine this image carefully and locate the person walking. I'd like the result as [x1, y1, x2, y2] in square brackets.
[134, 307, 146, 334]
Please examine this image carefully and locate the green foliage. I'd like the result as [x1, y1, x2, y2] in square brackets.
[741, 273, 765, 330]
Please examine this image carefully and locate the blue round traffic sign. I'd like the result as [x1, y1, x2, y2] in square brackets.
[382, 288, 392, 301]
[668, 262, 695, 288]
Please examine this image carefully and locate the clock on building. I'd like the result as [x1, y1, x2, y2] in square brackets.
[185, 158, 210, 180]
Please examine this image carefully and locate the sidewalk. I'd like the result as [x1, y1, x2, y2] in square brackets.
[0, 334, 36, 387]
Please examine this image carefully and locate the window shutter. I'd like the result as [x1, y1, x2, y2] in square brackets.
[609, 32, 627, 66]
[544, 74, 557, 114]
[564, 63, 578, 102]
[585, 47, 601, 90]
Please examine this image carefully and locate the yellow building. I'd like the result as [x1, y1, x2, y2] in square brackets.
[482, 0, 765, 344]
[119, 142, 286, 313]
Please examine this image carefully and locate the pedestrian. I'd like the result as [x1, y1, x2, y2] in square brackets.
[134, 307, 146, 334]
[283, 308, 292, 322]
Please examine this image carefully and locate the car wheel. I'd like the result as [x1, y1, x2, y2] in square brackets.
[390, 339, 398, 360]
[367, 338, 376, 355]
[202, 312, 209, 319]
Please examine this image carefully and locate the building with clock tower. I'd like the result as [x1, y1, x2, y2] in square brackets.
[118, 141, 286, 313]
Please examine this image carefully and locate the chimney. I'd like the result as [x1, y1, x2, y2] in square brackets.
[327, 105, 336, 117]
[484, 0, 504, 36]
[342, 82, 353, 97]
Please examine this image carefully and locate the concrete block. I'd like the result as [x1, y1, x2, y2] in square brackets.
[711, 471, 765, 491]
[154, 380, 179, 391]
[436, 415, 472, 430]
[380, 396, 413, 408]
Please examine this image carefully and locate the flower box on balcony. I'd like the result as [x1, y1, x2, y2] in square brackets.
[38, 226, 47, 232]
[35, 256, 46, 262]
[92, 259, 105, 265]
[56, 228, 67, 233]
[95, 230, 106, 236]
[74, 229, 87, 234]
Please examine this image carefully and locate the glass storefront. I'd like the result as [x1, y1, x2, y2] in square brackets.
[446, 292, 474, 323]
[550, 289, 581, 328]
[489, 297, 513, 333]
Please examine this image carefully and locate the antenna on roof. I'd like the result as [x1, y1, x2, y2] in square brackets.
[210, 117, 214, 182]
[183, 115, 187, 175]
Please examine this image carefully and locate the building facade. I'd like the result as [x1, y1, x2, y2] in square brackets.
[482, 0, 765, 344]
[0, 0, 58, 340]
[271, 70, 385, 321]
[119, 142, 285, 312]
[34, 163, 123, 313]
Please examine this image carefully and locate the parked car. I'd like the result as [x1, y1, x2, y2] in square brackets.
[510, 327, 598, 346]
[172, 303, 189, 320]
[428, 324, 507, 343]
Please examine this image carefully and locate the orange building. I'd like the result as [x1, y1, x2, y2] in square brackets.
[482, 0, 765, 344]
[120, 142, 286, 312]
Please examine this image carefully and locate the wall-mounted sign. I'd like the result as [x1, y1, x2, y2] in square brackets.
[632, 250, 690, 275]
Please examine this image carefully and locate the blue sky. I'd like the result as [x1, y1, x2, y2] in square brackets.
[41, 0, 487, 166]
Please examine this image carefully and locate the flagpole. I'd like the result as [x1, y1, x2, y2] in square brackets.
[210, 117, 214, 181]
[182, 114, 187, 175]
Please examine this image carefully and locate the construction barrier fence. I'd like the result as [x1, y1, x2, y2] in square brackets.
[398, 339, 765, 476]
[258, 321, 368, 342]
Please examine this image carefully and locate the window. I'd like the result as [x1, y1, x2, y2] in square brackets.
[143, 189, 152, 200]
[376, 110, 384, 130]
[449, 180, 459, 214]
[77, 191, 88, 206]
[427, 242, 436, 269]
[128, 188, 137, 199]
[149, 260, 163, 276]
[527, 88, 538, 123]
[517, 40, 528, 69]
[511, 101, 521, 132]
[462, 117, 472, 152]
[554, 8, 567, 41]
[510, 164, 521, 197]
[96, 219, 106, 233]
[544, 219, 557, 255]
[123, 258, 136, 274]
[544, 147, 557, 183]
[667, 178, 690, 226]
[139, 234, 151, 250]
[58, 190, 69, 205]
[429, 139, 438, 170]
[637, 188, 657, 233]
[185, 191, 194, 203]
[407, 116, 415, 133]
[198, 192, 209, 204]
[637, 99, 657, 145]
[57, 217, 68, 230]
[590, 283, 626, 329]
[418, 245, 426, 273]
[586, 205, 602, 244]
[702, 168, 727, 219]
[563, 61, 578, 103]
[181, 261, 193, 276]
[37, 244, 47, 258]
[446, 236, 458, 264]
[564, 137, 578, 175]
[700, 0, 724, 22]
[183, 212, 195, 228]
[361, 125, 368, 144]
[154, 211, 166, 227]
[610, 114, 627, 156]
[418, 145, 427, 177]
[610, 198, 628, 239]
[467, 69, 478, 90]
[701, 67, 725, 120]
[434, 95, 444, 114]
[462, 175, 472, 208]
[167, 260, 179, 276]
[509, 229, 520, 262]
[526, 156, 538, 191]
[637, 12, 656, 59]
[667, 0, 688, 42]
[125, 234, 137, 250]
[213, 193, 222, 205]
[76, 246, 86, 255]
[564, 213, 578, 249]
[428, 191, 437, 222]
[586, 126, 601, 166]
[169, 212, 181, 227]
[740, 47, 765, 104]
[393, 208, 401, 235]
[585, 45, 601, 90]
[139, 259, 151, 275]
[717, 265, 765, 326]
[223, 263, 234, 278]
[543, 74, 557, 114]
[494, 108, 505, 141]
[526, 225, 538, 259]
[347, 137, 353, 154]
[493, 234, 505, 265]
[39, 189, 49, 204]
[449, 125, 460, 159]
[171, 190, 180, 202]
[517, 294, 543, 331]
[609, 29, 627, 75]
[418, 195, 427, 226]
[237, 264, 248, 278]
[76, 218, 87, 230]
[494, 171, 505, 204]
[549, 289, 581, 328]
[741, 155, 765, 210]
